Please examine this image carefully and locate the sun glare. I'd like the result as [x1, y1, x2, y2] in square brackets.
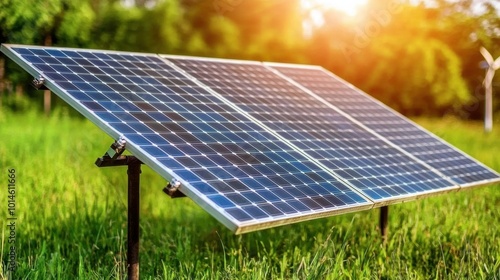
[302, 0, 368, 16]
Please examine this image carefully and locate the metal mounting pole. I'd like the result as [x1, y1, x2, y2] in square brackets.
[380, 206, 389, 243]
[127, 157, 141, 280]
[96, 152, 142, 280]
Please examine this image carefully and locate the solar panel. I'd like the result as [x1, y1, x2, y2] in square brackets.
[166, 57, 460, 203]
[2, 44, 499, 234]
[267, 64, 500, 187]
[1, 45, 372, 234]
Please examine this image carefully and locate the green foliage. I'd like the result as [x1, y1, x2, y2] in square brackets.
[91, 4, 150, 51]
[55, 0, 96, 47]
[361, 37, 469, 114]
[142, 0, 183, 53]
[0, 0, 61, 44]
[224, 0, 305, 61]
[197, 17, 242, 57]
[305, 1, 484, 115]
[1, 94, 33, 112]
[0, 111, 499, 279]
[175, 0, 243, 57]
[1, 0, 500, 117]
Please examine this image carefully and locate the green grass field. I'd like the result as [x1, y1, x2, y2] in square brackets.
[0, 109, 499, 279]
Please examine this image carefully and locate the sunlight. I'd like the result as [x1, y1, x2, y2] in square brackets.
[301, 0, 368, 16]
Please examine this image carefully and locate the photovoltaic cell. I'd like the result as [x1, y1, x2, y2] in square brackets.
[167, 57, 459, 203]
[268, 65, 500, 187]
[1, 45, 371, 234]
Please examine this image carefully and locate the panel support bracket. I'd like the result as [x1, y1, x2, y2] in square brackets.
[31, 75, 48, 90]
[163, 178, 186, 198]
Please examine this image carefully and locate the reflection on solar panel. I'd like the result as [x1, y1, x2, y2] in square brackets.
[166, 57, 458, 203]
[2, 44, 499, 234]
[267, 64, 500, 187]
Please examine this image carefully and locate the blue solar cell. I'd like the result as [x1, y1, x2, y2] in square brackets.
[168, 58, 460, 203]
[268, 65, 500, 186]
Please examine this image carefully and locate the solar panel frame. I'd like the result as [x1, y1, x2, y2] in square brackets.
[264, 62, 500, 190]
[1, 44, 374, 234]
[164, 55, 464, 206]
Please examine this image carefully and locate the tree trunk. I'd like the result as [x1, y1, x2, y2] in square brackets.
[0, 56, 4, 107]
[44, 34, 53, 116]
[15, 84, 23, 96]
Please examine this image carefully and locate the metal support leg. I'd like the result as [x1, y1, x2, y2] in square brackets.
[127, 158, 141, 280]
[380, 206, 389, 242]
[96, 140, 143, 280]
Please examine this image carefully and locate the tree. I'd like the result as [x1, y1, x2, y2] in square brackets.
[91, 0, 184, 54]
[303, 0, 486, 116]
[0, 0, 95, 115]
[222, 0, 305, 61]
[363, 36, 469, 114]
[420, 0, 500, 119]
[176, 0, 243, 57]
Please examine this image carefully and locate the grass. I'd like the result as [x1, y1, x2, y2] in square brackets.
[0, 109, 499, 279]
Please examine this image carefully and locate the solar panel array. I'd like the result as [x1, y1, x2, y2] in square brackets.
[2, 44, 499, 234]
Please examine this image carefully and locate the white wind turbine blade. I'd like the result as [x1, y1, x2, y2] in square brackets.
[493, 56, 500, 70]
[480, 46, 494, 64]
[480, 47, 497, 132]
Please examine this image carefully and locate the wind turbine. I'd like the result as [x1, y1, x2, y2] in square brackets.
[480, 47, 500, 132]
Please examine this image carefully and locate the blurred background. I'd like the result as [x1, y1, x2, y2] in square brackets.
[0, 0, 499, 120]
